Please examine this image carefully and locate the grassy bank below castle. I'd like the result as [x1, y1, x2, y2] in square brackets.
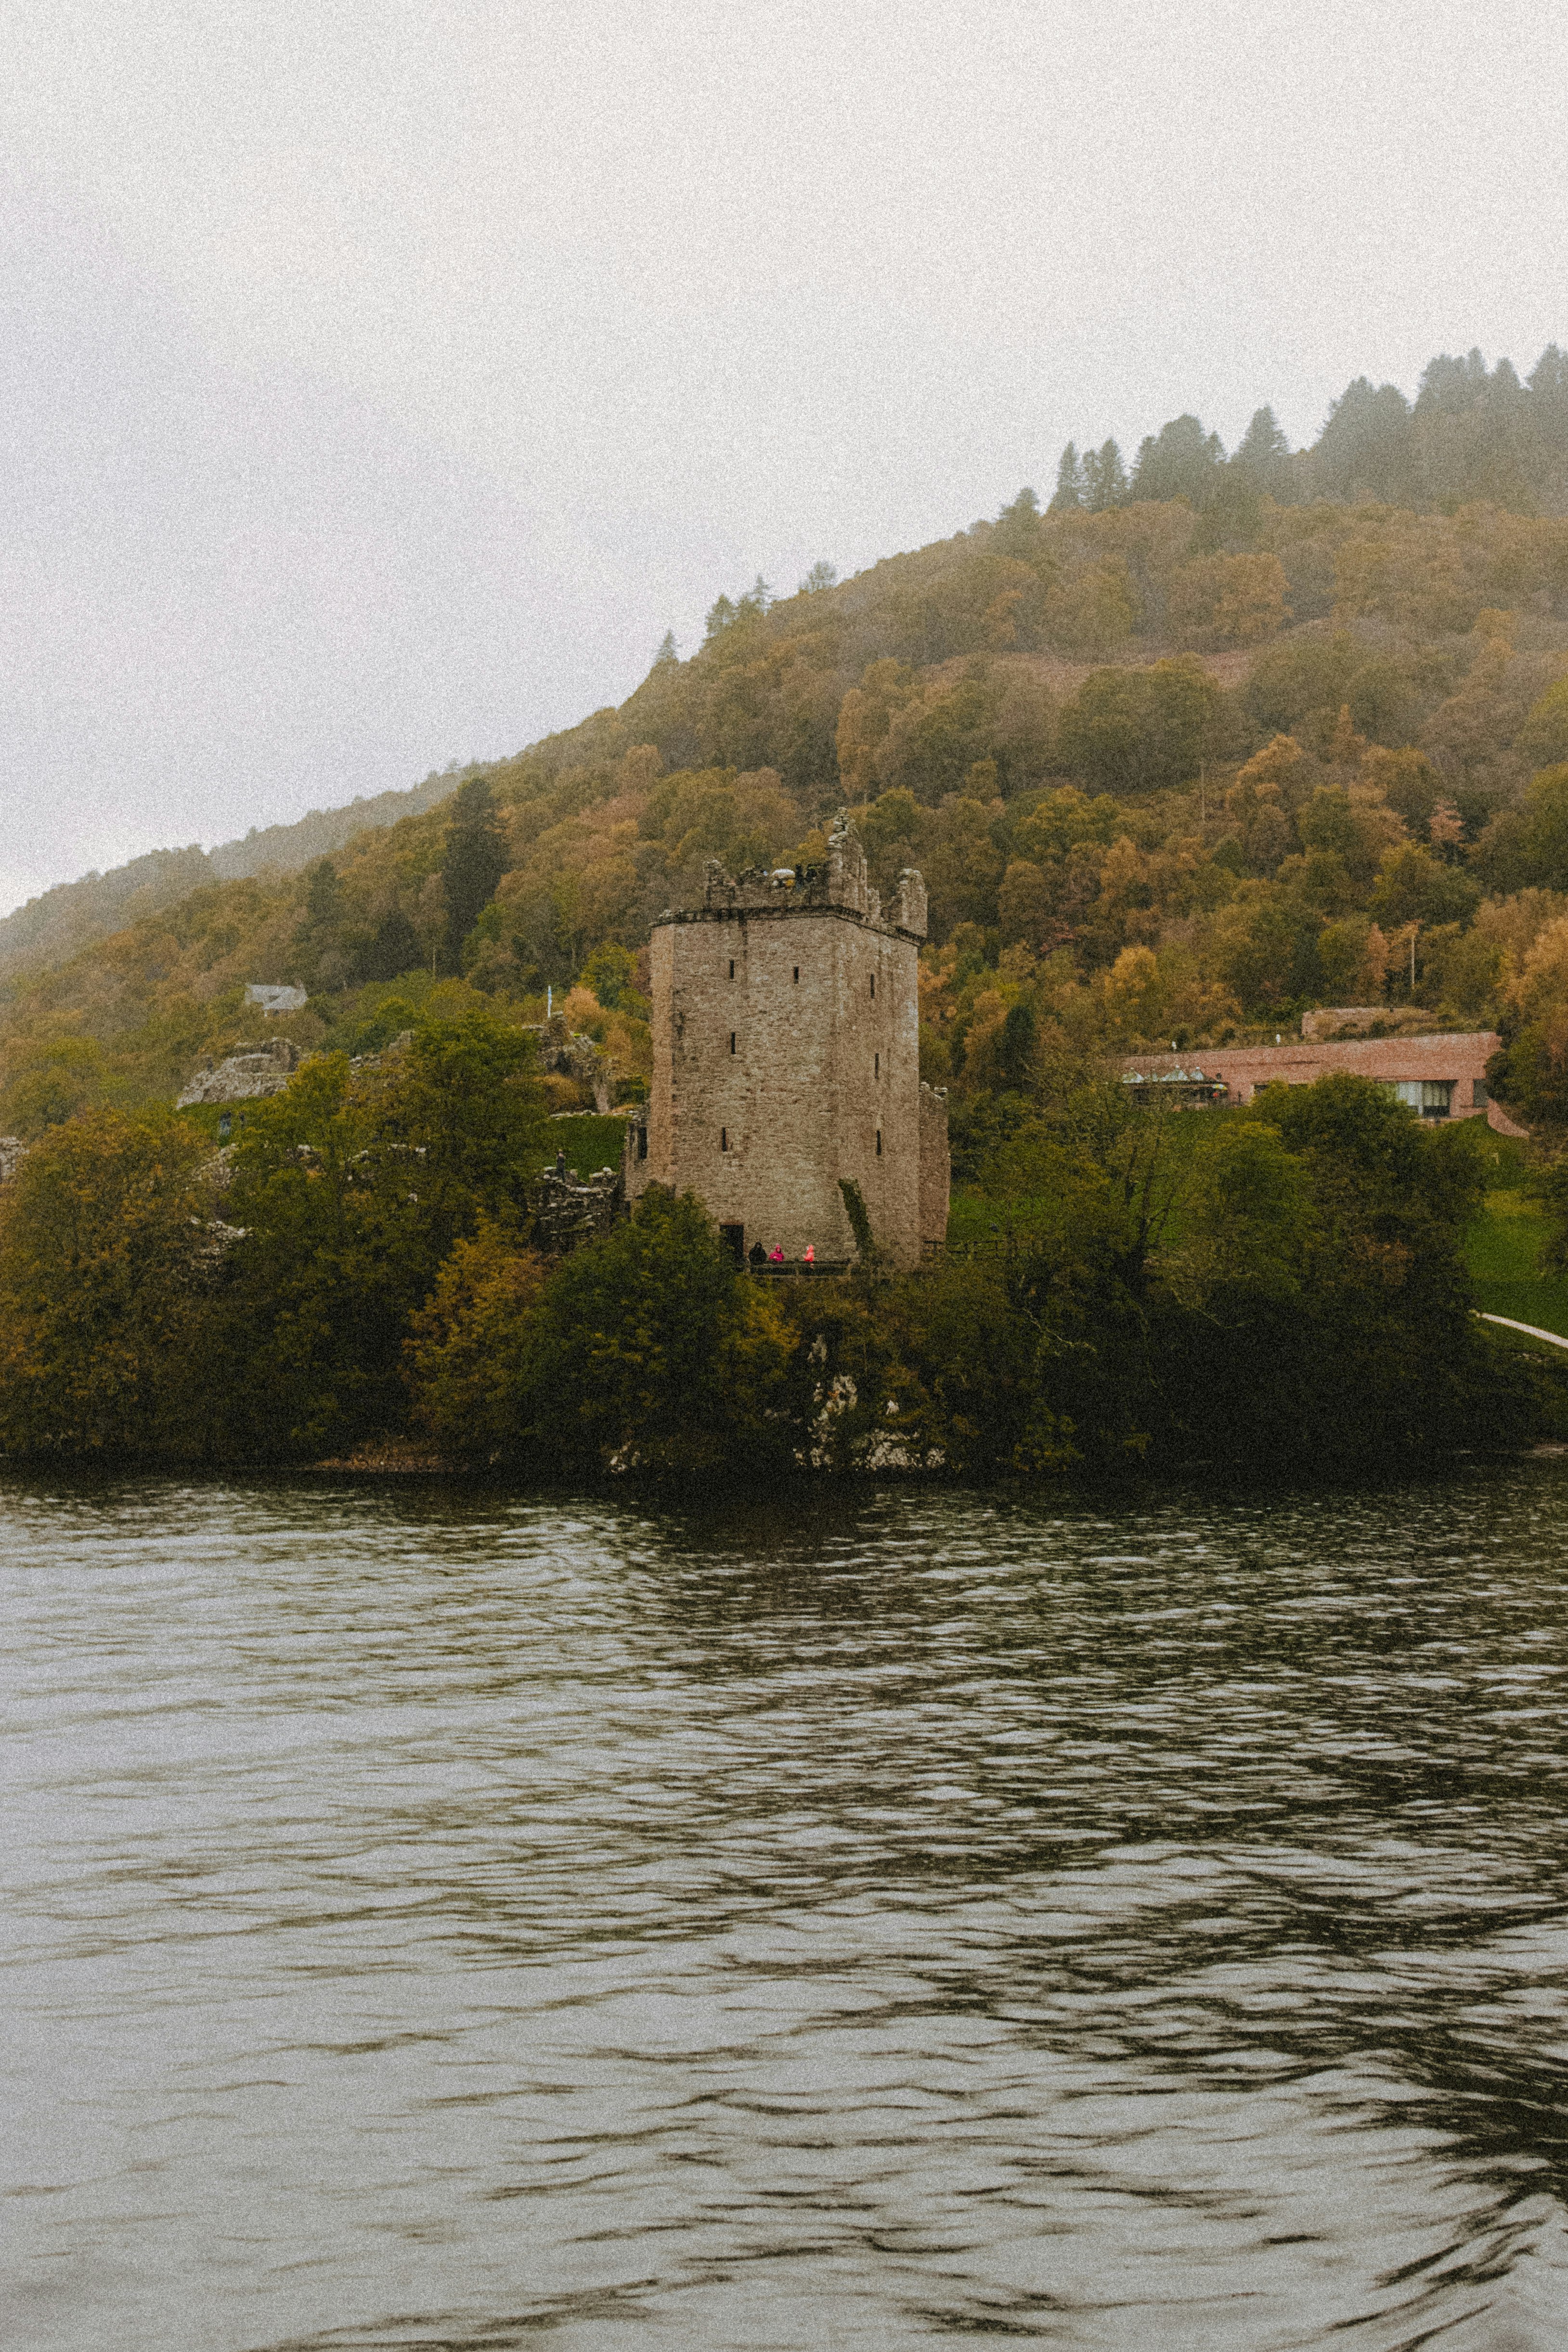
[1466, 1183, 1568, 1340]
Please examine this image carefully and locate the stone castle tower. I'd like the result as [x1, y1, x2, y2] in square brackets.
[625, 819, 949, 1268]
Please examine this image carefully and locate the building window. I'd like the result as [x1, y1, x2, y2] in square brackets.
[874, 1052, 880, 1077]
[793, 966, 800, 983]
[1383, 1079, 1454, 1118]
[721, 1127, 728, 1152]
[876, 1128, 883, 1156]
[728, 958, 735, 979]
[1473, 1079, 1489, 1108]
[869, 973, 876, 998]
[729, 1031, 737, 1054]
[637, 1126, 648, 1161]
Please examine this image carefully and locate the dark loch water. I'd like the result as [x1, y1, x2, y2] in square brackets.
[7, 1469, 1568, 2351]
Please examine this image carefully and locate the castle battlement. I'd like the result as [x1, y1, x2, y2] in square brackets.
[675, 820, 928, 939]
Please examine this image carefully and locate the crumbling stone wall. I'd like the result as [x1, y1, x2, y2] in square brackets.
[177, 1039, 300, 1106]
[531, 1150, 622, 1252]
[638, 819, 943, 1269]
[523, 1014, 615, 1111]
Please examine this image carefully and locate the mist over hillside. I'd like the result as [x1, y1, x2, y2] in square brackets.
[6, 338, 1568, 1146]
[7, 339, 1566, 991]
[1053, 345, 1568, 518]
[0, 768, 471, 981]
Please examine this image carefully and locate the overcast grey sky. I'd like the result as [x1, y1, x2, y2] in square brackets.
[2, 0, 1563, 913]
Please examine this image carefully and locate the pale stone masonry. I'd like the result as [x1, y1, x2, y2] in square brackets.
[626, 819, 949, 1268]
[177, 1038, 301, 1106]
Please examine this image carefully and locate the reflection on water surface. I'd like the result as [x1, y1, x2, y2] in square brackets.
[6, 1469, 1568, 2349]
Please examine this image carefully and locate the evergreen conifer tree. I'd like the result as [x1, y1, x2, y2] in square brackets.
[292, 858, 348, 990]
[440, 778, 506, 973]
[1129, 416, 1224, 506]
[1083, 439, 1129, 510]
[1050, 442, 1086, 511]
[1233, 406, 1292, 497]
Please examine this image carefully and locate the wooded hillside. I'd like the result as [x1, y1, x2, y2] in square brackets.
[7, 342, 1568, 1139]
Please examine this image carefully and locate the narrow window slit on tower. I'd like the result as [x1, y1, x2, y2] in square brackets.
[728, 958, 735, 979]
[874, 1053, 880, 1077]
[870, 974, 876, 998]
[729, 1032, 737, 1053]
[876, 1129, 883, 1156]
[792, 966, 799, 983]
[721, 1127, 728, 1152]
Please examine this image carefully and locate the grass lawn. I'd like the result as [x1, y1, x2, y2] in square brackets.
[548, 1111, 633, 1180]
[1464, 1187, 1568, 1340]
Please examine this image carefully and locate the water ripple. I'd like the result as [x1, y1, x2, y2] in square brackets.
[5, 1468, 1568, 2347]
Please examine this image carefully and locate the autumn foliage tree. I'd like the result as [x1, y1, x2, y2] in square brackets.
[0, 1107, 218, 1456]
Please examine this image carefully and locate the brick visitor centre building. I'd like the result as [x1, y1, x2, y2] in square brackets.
[1122, 1016, 1525, 1134]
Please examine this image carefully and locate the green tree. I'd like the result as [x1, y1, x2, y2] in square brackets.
[1310, 376, 1416, 503]
[890, 1256, 1040, 1475]
[1368, 843, 1481, 933]
[1362, 745, 1442, 830]
[1163, 1076, 1521, 1472]
[1082, 439, 1129, 511]
[1347, 656, 1422, 746]
[1057, 658, 1223, 793]
[581, 940, 636, 1008]
[1129, 414, 1225, 506]
[1049, 443, 1086, 512]
[1517, 684, 1568, 774]
[997, 999, 1037, 1090]
[995, 487, 1041, 550]
[360, 897, 421, 985]
[217, 1011, 548, 1454]
[404, 1223, 549, 1460]
[1174, 1121, 1313, 1304]
[293, 857, 348, 990]
[1514, 767, 1568, 894]
[441, 778, 508, 971]
[1245, 631, 1358, 737]
[1231, 405, 1292, 498]
[0, 1036, 111, 1136]
[517, 1189, 794, 1476]
[0, 1107, 218, 1457]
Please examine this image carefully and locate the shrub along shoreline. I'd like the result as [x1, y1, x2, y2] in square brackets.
[0, 1008, 1562, 1482]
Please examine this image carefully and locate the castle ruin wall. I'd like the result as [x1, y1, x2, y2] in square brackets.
[640, 832, 939, 1267]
